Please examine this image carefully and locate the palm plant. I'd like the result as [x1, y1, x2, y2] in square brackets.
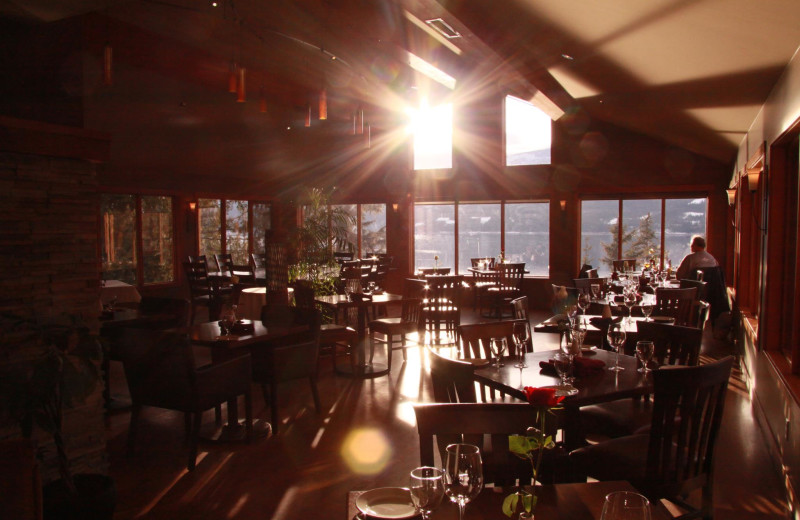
[291, 187, 356, 266]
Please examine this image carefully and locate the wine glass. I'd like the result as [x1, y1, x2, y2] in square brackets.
[658, 270, 668, 286]
[444, 444, 484, 520]
[512, 321, 529, 368]
[636, 340, 654, 374]
[553, 352, 578, 396]
[489, 337, 507, 368]
[569, 323, 586, 357]
[600, 491, 652, 520]
[606, 323, 627, 372]
[409, 466, 445, 520]
[640, 294, 653, 321]
[624, 290, 637, 325]
[590, 283, 600, 300]
[577, 292, 591, 324]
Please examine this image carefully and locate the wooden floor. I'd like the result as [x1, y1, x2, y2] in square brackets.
[104, 308, 790, 520]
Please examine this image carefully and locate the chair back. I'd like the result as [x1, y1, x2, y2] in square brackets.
[183, 260, 212, 298]
[419, 267, 451, 276]
[334, 252, 355, 264]
[587, 268, 598, 278]
[654, 287, 697, 326]
[404, 278, 427, 299]
[645, 356, 734, 499]
[215, 253, 234, 275]
[250, 253, 265, 270]
[697, 266, 730, 323]
[426, 275, 464, 307]
[413, 403, 547, 486]
[457, 319, 526, 359]
[118, 329, 197, 409]
[679, 278, 708, 302]
[511, 296, 529, 321]
[138, 297, 191, 328]
[497, 263, 525, 290]
[400, 298, 423, 325]
[292, 280, 316, 309]
[429, 349, 477, 403]
[636, 321, 702, 367]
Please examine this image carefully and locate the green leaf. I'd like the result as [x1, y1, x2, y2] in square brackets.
[522, 493, 533, 513]
[509, 434, 532, 456]
[502, 493, 519, 517]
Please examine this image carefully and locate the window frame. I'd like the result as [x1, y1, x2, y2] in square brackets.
[195, 197, 272, 263]
[99, 192, 178, 289]
[579, 194, 710, 277]
[503, 94, 553, 167]
[412, 199, 550, 276]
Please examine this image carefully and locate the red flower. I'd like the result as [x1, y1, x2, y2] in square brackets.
[523, 386, 565, 407]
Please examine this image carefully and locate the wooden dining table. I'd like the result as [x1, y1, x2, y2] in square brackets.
[187, 319, 307, 441]
[347, 481, 670, 519]
[315, 292, 403, 378]
[467, 344, 652, 450]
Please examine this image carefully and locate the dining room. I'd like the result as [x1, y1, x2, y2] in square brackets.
[1, 1, 800, 519]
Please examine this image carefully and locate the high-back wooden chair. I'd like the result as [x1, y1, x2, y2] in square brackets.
[368, 298, 422, 372]
[456, 319, 525, 359]
[183, 260, 216, 323]
[654, 287, 698, 327]
[570, 356, 734, 519]
[420, 275, 463, 344]
[481, 263, 525, 318]
[428, 348, 478, 404]
[636, 321, 702, 367]
[413, 403, 565, 486]
[612, 259, 637, 272]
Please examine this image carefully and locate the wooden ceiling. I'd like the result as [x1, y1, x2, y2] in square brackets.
[3, 0, 800, 174]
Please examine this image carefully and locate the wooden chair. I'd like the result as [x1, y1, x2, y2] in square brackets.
[573, 277, 607, 295]
[250, 253, 266, 282]
[579, 321, 703, 438]
[118, 328, 253, 470]
[456, 319, 525, 360]
[368, 298, 422, 372]
[254, 305, 321, 432]
[420, 275, 463, 345]
[183, 260, 218, 323]
[419, 267, 451, 275]
[679, 278, 708, 303]
[292, 281, 358, 372]
[429, 349, 478, 403]
[697, 266, 730, 326]
[570, 356, 735, 519]
[654, 287, 698, 327]
[413, 403, 567, 486]
[481, 262, 525, 318]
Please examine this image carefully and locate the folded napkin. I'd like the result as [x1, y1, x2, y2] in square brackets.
[589, 316, 623, 330]
[539, 356, 606, 378]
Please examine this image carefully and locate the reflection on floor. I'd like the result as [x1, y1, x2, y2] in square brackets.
[105, 309, 790, 520]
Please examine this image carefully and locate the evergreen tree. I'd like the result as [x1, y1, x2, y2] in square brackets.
[624, 213, 660, 261]
[601, 220, 635, 269]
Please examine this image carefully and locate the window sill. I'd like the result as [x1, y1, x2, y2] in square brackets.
[765, 350, 800, 408]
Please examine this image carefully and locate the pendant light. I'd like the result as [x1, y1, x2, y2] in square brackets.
[319, 88, 327, 120]
[305, 104, 311, 127]
[237, 66, 246, 102]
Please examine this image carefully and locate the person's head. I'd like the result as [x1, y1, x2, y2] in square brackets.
[690, 236, 706, 252]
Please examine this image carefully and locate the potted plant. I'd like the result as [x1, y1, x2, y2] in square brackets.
[289, 186, 356, 266]
[0, 313, 116, 520]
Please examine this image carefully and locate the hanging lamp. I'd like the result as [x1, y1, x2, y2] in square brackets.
[236, 67, 246, 102]
[319, 88, 327, 120]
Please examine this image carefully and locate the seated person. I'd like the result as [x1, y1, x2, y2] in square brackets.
[676, 235, 718, 280]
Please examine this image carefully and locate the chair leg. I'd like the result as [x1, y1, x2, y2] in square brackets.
[385, 335, 393, 373]
[368, 332, 376, 365]
[187, 411, 202, 471]
[309, 376, 321, 413]
[184, 412, 192, 440]
[270, 381, 279, 433]
[244, 391, 253, 443]
[126, 404, 141, 457]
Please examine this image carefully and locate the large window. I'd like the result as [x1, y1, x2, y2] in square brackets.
[505, 95, 551, 166]
[361, 204, 387, 255]
[414, 201, 549, 275]
[410, 102, 453, 170]
[101, 194, 175, 286]
[580, 197, 707, 276]
[198, 198, 271, 265]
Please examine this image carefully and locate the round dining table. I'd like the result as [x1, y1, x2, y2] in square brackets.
[237, 286, 294, 320]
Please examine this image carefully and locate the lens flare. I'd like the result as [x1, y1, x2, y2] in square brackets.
[341, 428, 392, 475]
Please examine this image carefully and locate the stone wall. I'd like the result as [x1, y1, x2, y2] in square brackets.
[0, 117, 110, 482]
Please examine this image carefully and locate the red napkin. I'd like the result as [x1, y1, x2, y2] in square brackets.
[539, 357, 606, 378]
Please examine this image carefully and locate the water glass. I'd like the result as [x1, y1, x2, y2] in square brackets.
[600, 491, 652, 520]
[607, 323, 627, 372]
[553, 352, 578, 396]
[409, 466, 445, 520]
[444, 444, 483, 520]
[641, 295, 654, 321]
[636, 340, 654, 374]
[490, 337, 507, 368]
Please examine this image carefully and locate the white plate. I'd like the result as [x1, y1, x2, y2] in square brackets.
[356, 488, 417, 519]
